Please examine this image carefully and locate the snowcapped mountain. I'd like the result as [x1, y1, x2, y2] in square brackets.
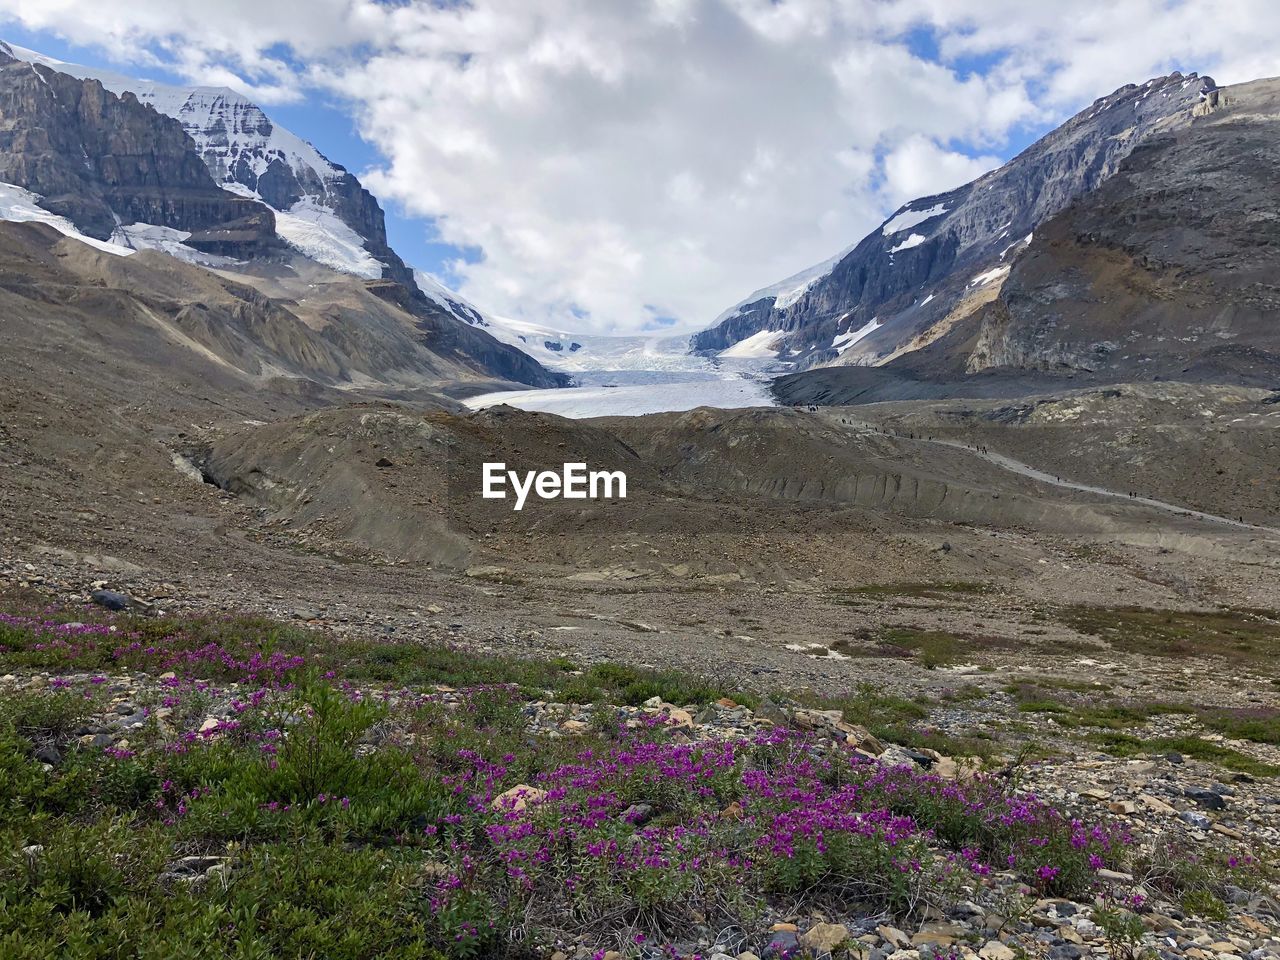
[0, 41, 414, 288]
[693, 72, 1219, 371]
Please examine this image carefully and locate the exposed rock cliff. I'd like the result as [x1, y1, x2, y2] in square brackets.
[697, 73, 1217, 370]
[0, 48, 276, 258]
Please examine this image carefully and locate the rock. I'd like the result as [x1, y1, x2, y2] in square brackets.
[1180, 810, 1213, 830]
[465, 565, 509, 579]
[620, 803, 654, 826]
[651, 704, 694, 728]
[492, 785, 546, 813]
[878, 926, 911, 949]
[763, 930, 798, 957]
[980, 942, 1016, 960]
[1140, 793, 1176, 814]
[753, 696, 789, 725]
[800, 922, 851, 952]
[90, 589, 131, 611]
[1097, 868, 1134, 882]
[33, 743, 61, 766]
[1185, 788, 1227, 811]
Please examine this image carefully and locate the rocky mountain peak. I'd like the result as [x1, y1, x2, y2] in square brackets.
[0, 42, 417, 290]
[693, 71, 1217, 371]
[0, 45, 277, 258]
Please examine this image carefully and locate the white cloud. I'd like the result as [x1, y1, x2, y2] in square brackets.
[882, 135, 1001, 208]
[3, 0, 1279, 332]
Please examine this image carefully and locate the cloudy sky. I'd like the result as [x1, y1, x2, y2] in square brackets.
[3, 0, 1278, 333]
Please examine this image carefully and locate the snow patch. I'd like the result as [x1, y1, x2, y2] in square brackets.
[882, 202, 948, 236]
[711, 242, 856, 326]
[719, 328, 786, 359]
[0, 181, 131, 256]
[274, 198, 383, 279]
[109, 222, 239, 267]
[889, 232, 926, 253]
[969, 265, 1011, 287]
[832, 317, 882, 353]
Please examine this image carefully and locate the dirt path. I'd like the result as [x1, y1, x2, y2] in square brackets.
[832, 416, 1280, 538]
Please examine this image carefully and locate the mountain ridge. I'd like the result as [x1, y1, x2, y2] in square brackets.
[693, 71, 1220, 373]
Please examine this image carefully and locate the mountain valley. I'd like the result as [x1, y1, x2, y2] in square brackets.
[0, 29, 1278, 960]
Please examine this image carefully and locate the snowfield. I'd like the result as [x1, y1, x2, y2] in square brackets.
[0, 182, 132, 255]
[274, 199, 385, 279]
[465, 369, 775, 418]
[718, 328, 786, 359]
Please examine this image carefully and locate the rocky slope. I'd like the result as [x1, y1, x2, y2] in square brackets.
[0, 43, 563, 390]
[963, 76, 1280, 382]
[0, 46, 276, 258]
[773, 76, 1280, 405]
[0, 220, 548, 407]
[694, 72, 1217, 369]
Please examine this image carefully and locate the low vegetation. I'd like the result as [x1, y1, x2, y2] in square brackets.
[1060, 605, 1280, 663]
[1005, 679, 1280, 777]
[0, 599, 1227, 958]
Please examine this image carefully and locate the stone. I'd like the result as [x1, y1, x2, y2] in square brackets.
[1097, 868, 1134, 882]
[1185, 788, 1226, 811]
[33, 743, 61, 766]
[1180, 810, 1212, 830]
[763, 930, 798, 957]
[491, 785, 546, 812]
[1140, 793, 1176, 814]
[980, 942, 1016, 960]
[620, 803, 654, 826]
[800, 922, 850, 952]
[664, 706, 694, 728]
[878, 926, 910, 949]
[90, 589, 131, 611]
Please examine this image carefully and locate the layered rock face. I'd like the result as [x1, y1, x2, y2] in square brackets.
[144, 85, 416, 288]
[771, 76, 1280, 405]
[965, 77, 1280, 382]
[0, 50, 276, 258]
[695, 73, 1217, 368]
